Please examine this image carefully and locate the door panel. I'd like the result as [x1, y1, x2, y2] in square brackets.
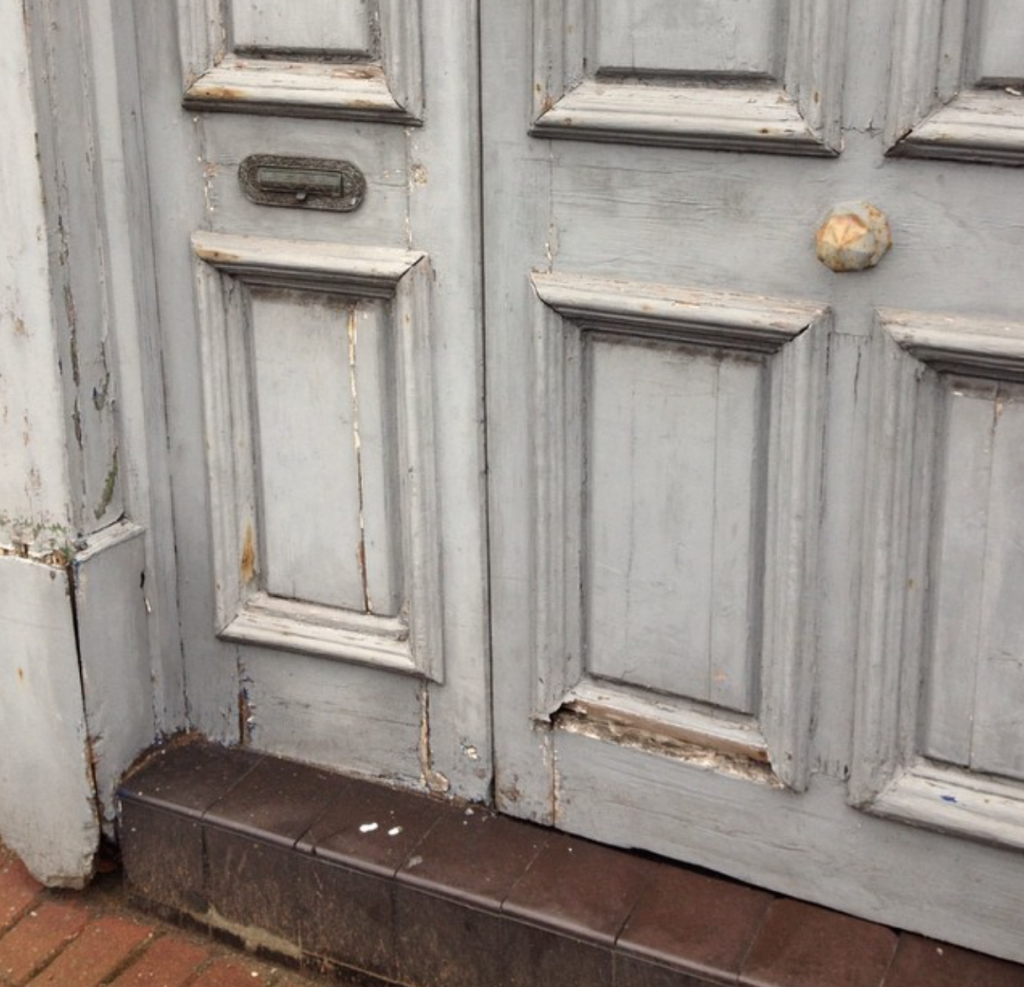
[592, 0, 782, 78]
[525, 274, 826, 791]
[229, 0, 374, 57]
[191, 234, 441, 677]
[854, 311, 1024, 849]
[484, 0, 1024, 963]
[887, 0, 1024, 163]
[135, 0, 1024, 963]
[532, 0, 844, 152]
[137, 0, 488, 796]
[179, 0, 422, 122]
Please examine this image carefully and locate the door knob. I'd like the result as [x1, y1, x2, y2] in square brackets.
[815, 202, 891, 273]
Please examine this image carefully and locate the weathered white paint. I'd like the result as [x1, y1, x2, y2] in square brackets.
[9, 0, 1024, 962]
[533, 0, 845, 152]
[1, 0, 184, 884]
[230, 0, 372, 56]
[585, 341, 763, 712]
[970, 390, 1024, 780]
[251, 292, 373, 611]
[0, 557, 97, 887]
[27, 0, 122, 538]
[887, 0, 1024, 163]
[524, 273, 826, 791]
[556, 739, 1024, 962]
[974, 0, 1023, 84]
[180, 0, 423, 122]
[192, 232, 442, 680]
[0, 0, 94, 886]
[74, 523, 155, 834]
[855, 311, 1024, 858]
[134, 0, 490, 801]
[485, 0, 1024, 965]
[593, 0, 780, 78]
[0, 0, 73, 553]
[81, 0, 185, 736]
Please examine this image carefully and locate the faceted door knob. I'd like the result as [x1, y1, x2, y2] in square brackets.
[815, 202, 892, 273]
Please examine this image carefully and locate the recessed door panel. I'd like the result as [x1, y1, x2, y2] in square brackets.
[132, 0, 1024, 966]
[592, 0, 781, 78]
[485, 0, 1024, 965]
[923, 380, 1024, 781]
[856, 312, 1024, 849]
[139, 0, 487, 795]
[888, 0, 1024, 163]
[249, 290, 402, 616]
[584, 336, 766, 715]
[975, 0, 1024, 85]
[230, 0, 375, 57]
[179, 0, 422, 121]
[532, 0, 845, 153]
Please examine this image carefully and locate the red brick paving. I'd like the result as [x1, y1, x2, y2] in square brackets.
[0, 860, 41, 934]
[26, 916, 153, 986]
[188, 960, 276, 986]
[0, 860, 41, 937]
[0, 902, 91, 985]
[107, 937, 210, 987]
[0, 844, 327, 987]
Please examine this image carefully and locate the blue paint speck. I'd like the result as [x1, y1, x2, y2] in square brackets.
[941, 795, 957, 803]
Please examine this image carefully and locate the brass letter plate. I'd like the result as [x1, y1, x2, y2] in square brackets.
[239, 154, 366, 212]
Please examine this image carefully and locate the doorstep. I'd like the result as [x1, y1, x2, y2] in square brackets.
[117, 739, 1024, 987]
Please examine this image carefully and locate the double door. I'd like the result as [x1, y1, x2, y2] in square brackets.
[138, 0, 1024, 962]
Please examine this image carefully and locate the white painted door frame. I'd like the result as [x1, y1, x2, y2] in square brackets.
[0, 0, 184, 885]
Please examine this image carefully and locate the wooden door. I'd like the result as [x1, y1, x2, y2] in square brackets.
[484, 0, 1024, 963]
[135, 1, 490, 802]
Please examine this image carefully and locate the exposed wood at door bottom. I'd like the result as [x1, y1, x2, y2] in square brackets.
[552, 700, 781, 788]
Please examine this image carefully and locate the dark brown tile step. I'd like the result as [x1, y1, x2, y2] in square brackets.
[117, 739, 1024, 987]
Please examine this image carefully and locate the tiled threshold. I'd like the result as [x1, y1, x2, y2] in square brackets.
[118, 740, 1024, 987]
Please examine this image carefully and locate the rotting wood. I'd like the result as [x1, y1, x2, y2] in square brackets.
[553, 702, 784, 788]
[239, 522, 257, 587]
[419, 685, 450, 795]
[557, 698, 771, 764]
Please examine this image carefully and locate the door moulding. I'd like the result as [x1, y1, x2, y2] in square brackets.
[886, 0, 1024, 164]
[530, 0, 846, 154]
[853, 309, 1024, 848]
[178, 0, 423, 122]
[192, 232, 444, 682]
[528, 273, 828, 791]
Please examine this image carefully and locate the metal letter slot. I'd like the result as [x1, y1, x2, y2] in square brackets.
[239, 154, 366, 212]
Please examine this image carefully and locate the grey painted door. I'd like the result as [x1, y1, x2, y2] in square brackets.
[135, 0, 1024, 962]
[483, 0, 1024, 963]
[136, 1, 491, 801]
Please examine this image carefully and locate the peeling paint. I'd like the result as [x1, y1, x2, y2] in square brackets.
[238, 685, 253, 745]
[92, 369, 111, 411]
[72, 399, 83, 448]
[194, 246, 241, 264]
[93, 448, 118, 520]
[348, 305, 372, 614]
[0, 511, 75, 564]
[554, 704, 783, 789]
[240, 522, 256, 585]
[418, 685, 450, 795]
[195, 84, 246, 101]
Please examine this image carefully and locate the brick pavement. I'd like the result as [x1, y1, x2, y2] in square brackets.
[0, 845, 324, 987]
